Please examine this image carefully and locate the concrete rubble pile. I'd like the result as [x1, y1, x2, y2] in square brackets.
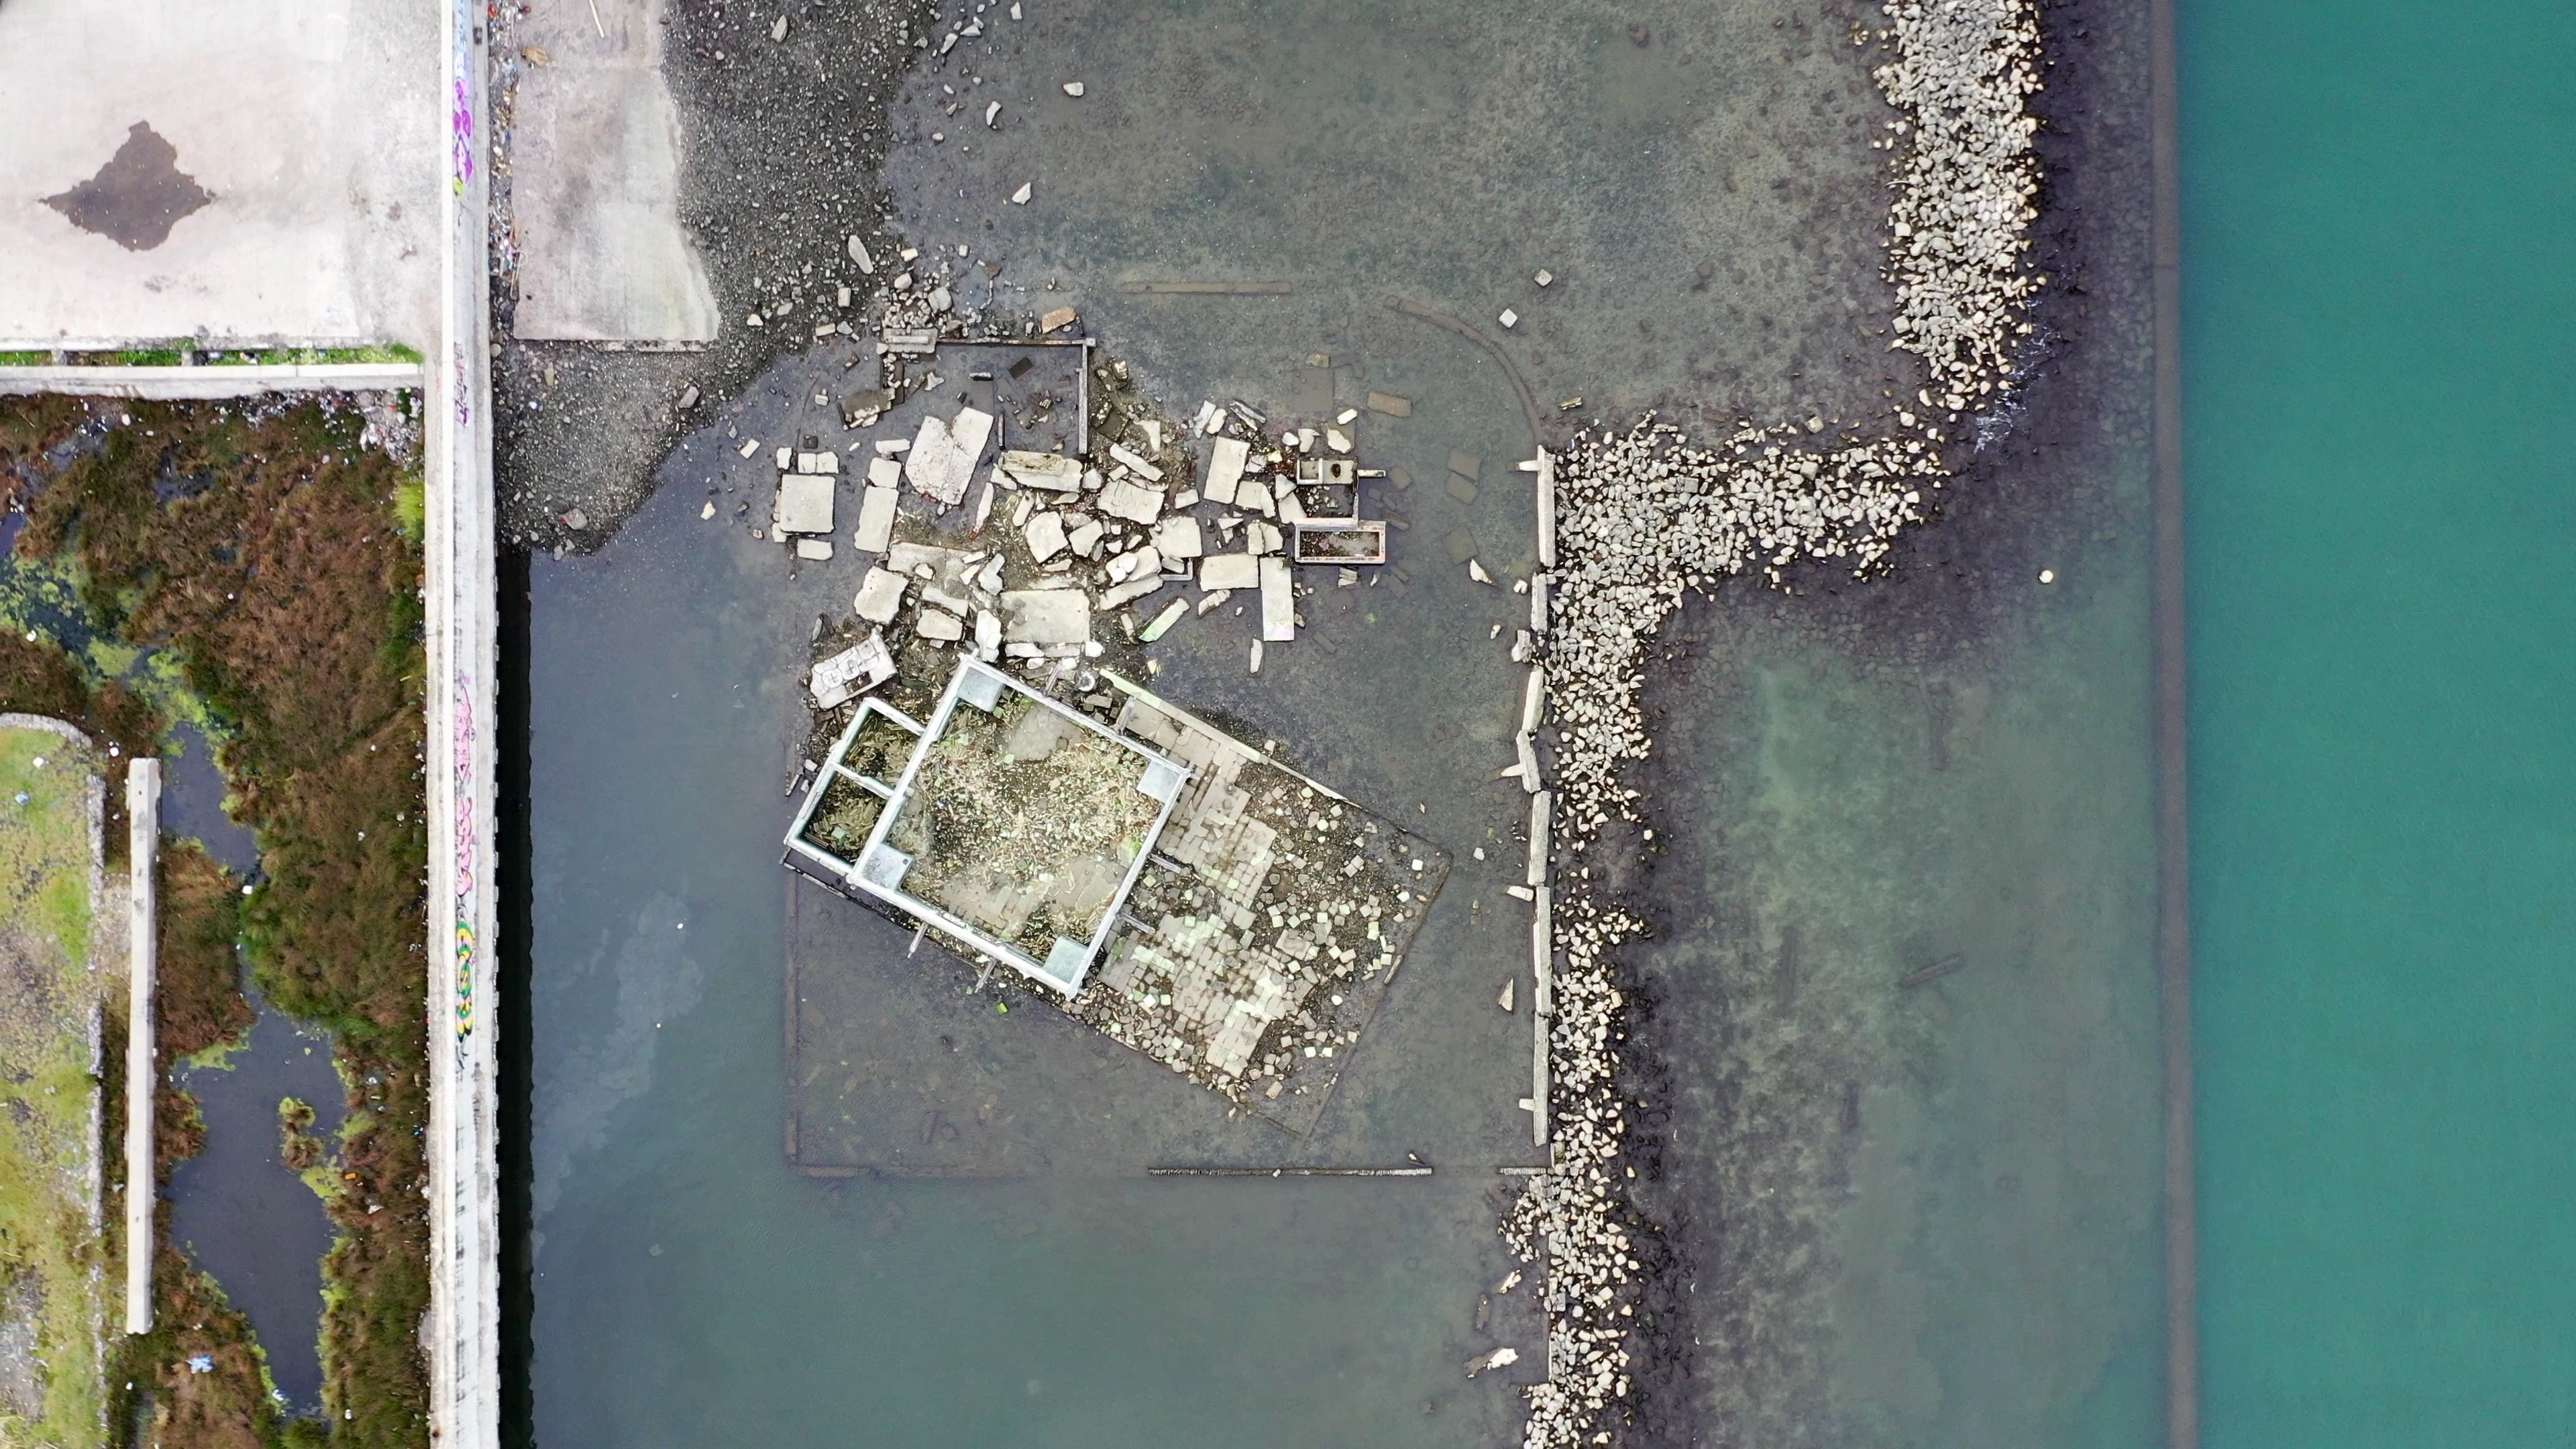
[1070, 690, 1448, 1132]
[787, 301, 1417, 1120]
[804, 328, 1387, 692]
[1500, 2, 2047, 1444]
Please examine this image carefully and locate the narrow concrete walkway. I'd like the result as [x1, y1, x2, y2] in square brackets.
[0, 362, 423, 399]
[124, 760, 158, 1336]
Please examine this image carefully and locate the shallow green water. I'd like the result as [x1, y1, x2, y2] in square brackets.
[2182, 2, 2576, 1441]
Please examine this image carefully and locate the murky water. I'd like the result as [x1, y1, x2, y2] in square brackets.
[527, 415, 1530, 1443]
[526, 0, 2165, 1443]
[168, 990, 343, 1413]
[160, 723, 260, 877]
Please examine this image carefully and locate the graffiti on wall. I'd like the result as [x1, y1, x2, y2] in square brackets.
[453, 672, 479, 1037]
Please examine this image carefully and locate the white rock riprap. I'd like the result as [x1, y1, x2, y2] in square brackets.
[1878, 0, 2047, 413]
[1502, 3, 2046, 1446]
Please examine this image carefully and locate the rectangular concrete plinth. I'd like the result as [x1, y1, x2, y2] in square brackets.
[506, 0, 718, 341]
[1258, 557, 1295, 643]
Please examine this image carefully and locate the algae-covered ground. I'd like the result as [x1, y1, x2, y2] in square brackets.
[0, 393, 430, 1448]
[0, 724, 107, 1448]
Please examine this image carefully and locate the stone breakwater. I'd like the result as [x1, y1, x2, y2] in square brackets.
[1500, 3, 2045, 1445]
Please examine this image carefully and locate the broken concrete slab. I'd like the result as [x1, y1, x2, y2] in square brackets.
[1138, 598, 1187, 643]
[854, 485, 898, 553]
[1000, 449, 1083, 492]
[795, 537, 835, 561]
[854, 567, 907, 625]
[1106, 441, 1164, 481]
[1099, 474, 1164, 525]
[773, 474, 835, 535]
[1259, 556, 1294, 643]
[1100, 574, 1165, 610]
[1153, 515, 1203, 559]
[1367, 391, 1412, 417]
[1000, 588, 1091, 644]
[904, 414, 963, 501]
[1198, 553, 1258, 592]
[1023, 509, 1069, 564]
[1204, 436, 1249, 506]
[949, 404, 996, 473]
[1106, 545, 1163, 586]
[810, 631, 895, 708]
[916, 608, 965, 642]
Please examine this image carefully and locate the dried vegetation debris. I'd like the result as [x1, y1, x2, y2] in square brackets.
[885, 692, 1161, 957]
[1504, 3, 2049, 1445]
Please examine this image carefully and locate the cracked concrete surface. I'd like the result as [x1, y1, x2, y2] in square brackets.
[507, 0, 718, 342]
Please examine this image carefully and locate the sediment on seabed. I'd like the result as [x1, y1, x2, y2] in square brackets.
[1500, 1, 2046, 1444]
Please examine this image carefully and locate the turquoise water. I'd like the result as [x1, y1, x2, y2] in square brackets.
[2183, 3, 2576, 1442]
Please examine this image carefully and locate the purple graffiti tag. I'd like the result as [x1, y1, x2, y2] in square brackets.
[453, 672, 479, 1035]
[451, 76, 476, 188]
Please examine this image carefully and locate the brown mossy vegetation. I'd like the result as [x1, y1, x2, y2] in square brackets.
[158, 841, 254, 1062]
[3, 395, 427, 1446]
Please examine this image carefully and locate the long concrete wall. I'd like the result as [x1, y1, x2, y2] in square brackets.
[124, 759, 158, 1336]
[427, 1, 502, 1443]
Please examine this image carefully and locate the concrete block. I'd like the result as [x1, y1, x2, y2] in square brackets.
[773, 474, 835, 535]
[1154, 515, 1204, 559]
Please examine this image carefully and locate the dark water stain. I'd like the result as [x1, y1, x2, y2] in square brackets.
[169, 989, 342, 1415]
[161, 723, 260, 877]
[44, 122, 212, 252]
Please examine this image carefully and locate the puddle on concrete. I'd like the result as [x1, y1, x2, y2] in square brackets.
[169, 987, 342, 1415]
[41, 120, 213, 252]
